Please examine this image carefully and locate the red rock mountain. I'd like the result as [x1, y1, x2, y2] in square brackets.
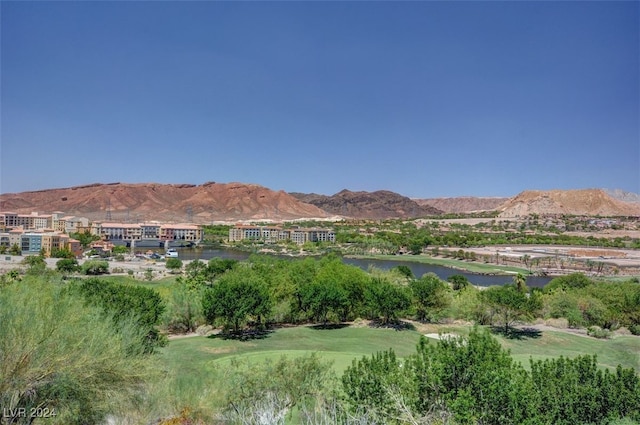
[0, 182, 331, 223]
[414, 197, 509, 214]
[496, 189, 640, 217]
[290, 189, 443, 219]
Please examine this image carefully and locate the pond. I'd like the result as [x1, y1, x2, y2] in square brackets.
[175, 247, 553, 288]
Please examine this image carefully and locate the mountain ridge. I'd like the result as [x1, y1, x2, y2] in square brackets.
[1, 183, 639, 222]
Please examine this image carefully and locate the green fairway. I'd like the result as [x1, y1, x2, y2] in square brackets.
[501, 331, 640, 372]
[155, 323, 640, 421]
[349, 254, 530, 275]
[161, 325, 424, 375]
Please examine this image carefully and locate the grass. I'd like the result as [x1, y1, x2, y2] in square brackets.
[160, 325, 424, 375]
[501, 330, 640, 372]
[348, 254, 530, 275]
[154, 322, 640, 421]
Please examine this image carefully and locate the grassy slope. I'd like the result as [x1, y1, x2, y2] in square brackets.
[156, 323, 639, 420]
[161, 326, 424, 375]
[348, 254, 530, 275]
[160, 324, 640, 379]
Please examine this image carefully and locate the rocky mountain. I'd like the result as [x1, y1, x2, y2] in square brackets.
[414, 197, 509, 214]
[290, 189, 442, 219]
[497, 189, 640, 217]
[605, 189, 640, 204]
[0, 182, 331, 223]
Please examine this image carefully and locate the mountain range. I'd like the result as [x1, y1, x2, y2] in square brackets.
[1, 182, 639, 223]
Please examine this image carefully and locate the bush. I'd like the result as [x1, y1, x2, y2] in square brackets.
[0, 279, 156, 424]
[587, 326, 611, 339]
[56, 258, 81, 273]
[82, 260, 109, 275]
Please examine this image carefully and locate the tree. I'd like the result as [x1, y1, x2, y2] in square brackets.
[70, 230, 100, 249]
[481, 284, 538, 334]
[392, 265, 414, 280]
[82, 260, 109, 275]
[74, 278, 166, 352]
[447, 274, 470, 291]
[9, 244, 21, 256]
[299, 280, 348, 324]
[56, 258, 81, 273]
[513, 273, 528, 293]
[163, 283, 203, 333]
[112, 245, 129, 255]
[21, 254, 46, 273]
[202, 268, 272, 332]
[410, 273, 451, 322]
[165, 257, 183, 273]
[365, 277, 411, 324]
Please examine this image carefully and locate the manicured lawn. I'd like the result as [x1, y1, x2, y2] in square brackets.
[349, 254, 530, 275]
[160, 325, 424, 376]
[156, 323, 639, 421]
[501, 331, 640, 372]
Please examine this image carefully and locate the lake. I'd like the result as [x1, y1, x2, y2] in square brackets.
[174, 247, 553, 288]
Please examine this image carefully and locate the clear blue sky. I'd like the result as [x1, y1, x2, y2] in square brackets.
[1, 1, 638, 198]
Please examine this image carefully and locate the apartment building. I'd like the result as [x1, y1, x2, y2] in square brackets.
[90, 222, 203, 243]
[160, 224, 203, 242]
[229, 225, 262, 242]
[229, 225, 335, 245]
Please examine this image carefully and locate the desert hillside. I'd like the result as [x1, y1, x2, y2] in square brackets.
[497, 189, 640, 217]
[0, 182, 331, 223]
[414, 197, 509, 214]
[291, 189, 442, 219]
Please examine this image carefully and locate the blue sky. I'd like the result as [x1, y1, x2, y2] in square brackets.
[1, 1, 638, 198]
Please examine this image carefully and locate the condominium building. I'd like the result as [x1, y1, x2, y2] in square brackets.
[229, 225, 335, 245]
[90, 222, 202, 243]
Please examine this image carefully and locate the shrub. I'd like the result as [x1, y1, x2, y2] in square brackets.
[82, 260, 109, 275]
[0, 280, 155, 424]
[587, 326, 611, 339]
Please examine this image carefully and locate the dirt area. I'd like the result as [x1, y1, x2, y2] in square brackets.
[0, 255, 186, 281]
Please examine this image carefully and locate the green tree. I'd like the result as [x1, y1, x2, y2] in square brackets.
[482, 284, 538, 334]
[513, 273, 528, 293]
[56, 258, 81, 273]
[410, 273, 451, 322]
[299, 279, 347, 324]
[447, 274, 470, 291]
[202, 268, 272, 332]
[9, 244, 21, 255]
[70, 230, 100, 249]
[165, 257, 183, 273]
[73, 278, 166, 352]
[21, 254, 46, 273]
[365, 277, 411, 324]
[82, 260, 109, 275]
[163, 283, 203, 333]
[112, 245, 129, 254]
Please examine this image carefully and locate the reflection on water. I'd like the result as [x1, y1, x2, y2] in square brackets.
[175, 248, 553, 288]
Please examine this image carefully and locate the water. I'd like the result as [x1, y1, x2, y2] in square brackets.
[175, 247, 553, 288]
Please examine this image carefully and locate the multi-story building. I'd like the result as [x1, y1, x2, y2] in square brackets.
[90, 222, 202, 244]
[229, 225, 262, 241]
[21, 233, 43, 255]
[160, 224, 203, 242]
[56, 215, 90, 234]
[229, 225, 335, 245]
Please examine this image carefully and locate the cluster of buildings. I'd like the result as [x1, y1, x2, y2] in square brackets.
[229, 224, 336, 244]
[0, 211, 203, 257]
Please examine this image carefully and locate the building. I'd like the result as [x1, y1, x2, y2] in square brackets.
[90, 221, 202, 244]
[229, 225, 335, 245]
